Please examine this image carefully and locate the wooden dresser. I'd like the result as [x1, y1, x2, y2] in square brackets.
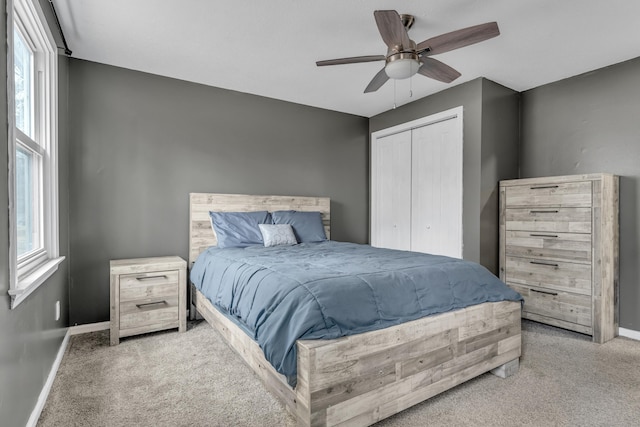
[110, 256, 187, 345]
[499, 174, 619, 343]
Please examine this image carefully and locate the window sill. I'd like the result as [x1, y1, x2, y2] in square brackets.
[8, 256, 66, 309]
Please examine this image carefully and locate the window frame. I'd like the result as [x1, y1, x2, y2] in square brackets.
[7, 0, 64, 309]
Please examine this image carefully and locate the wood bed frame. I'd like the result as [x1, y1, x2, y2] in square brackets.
[189, 193, 521, 426]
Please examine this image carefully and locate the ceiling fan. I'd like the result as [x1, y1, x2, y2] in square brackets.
[316, 10, 500, 93]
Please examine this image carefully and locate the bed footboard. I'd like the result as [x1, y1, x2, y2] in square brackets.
[192, 284, 521, 426]
[295, 300, 521, 426]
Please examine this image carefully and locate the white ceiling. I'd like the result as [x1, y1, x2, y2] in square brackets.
[52, 0, 640, 118]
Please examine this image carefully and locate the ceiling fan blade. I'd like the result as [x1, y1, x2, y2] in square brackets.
[418, 57, 462, 83]
[374, 10, 412, 50]
[364, 67, 389, 93]
[417, 22, 499, 56]
[316, 55, 386, 67]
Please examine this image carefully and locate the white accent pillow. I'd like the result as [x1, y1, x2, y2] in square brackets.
[259, 224, 298, 247]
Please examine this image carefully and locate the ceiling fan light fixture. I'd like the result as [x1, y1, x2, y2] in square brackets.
[385, 52, 420, 79]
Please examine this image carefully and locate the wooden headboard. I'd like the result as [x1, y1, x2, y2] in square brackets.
[189, 193, 331, 264]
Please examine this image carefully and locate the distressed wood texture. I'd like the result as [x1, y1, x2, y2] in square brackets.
[508, 283, 592, 330]
[193, 285, 521, 426]
[505, 255, 591, 294]
[189, 193, 331, 265]
[189, 193, 521, 426]
[500, 174, 619, 343]
[504, 180, 592, 207]
[504, 207, 592, 234]
[504, 230, 592, 262]
[110, 256, 187, 345]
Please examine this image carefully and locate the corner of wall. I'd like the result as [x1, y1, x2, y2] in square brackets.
[478, 79, 521, 274]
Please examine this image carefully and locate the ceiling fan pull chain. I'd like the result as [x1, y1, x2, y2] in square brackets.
[393, 79, 397, 109]
[409, 76, 413, 98]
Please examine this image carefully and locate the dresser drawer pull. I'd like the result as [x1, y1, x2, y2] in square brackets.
[530, 289, 558, 296]
[530, 233, 558, 238]
[530, 185, 559, 190]
[136, 275, 168, 281]
[529, 210, 559, 214]
[530, 260, 559, 267]
[135, 300, 168, 309]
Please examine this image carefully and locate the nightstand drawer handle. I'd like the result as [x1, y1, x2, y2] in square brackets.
[135, 300, 168, 309]
[530, 233, 559, 238]
[531, 289, 558, 296]
[529, 210, 559, 214]
[136, 275, 168, 281]
[530, 185, 559, 190]
[530, 260, 559, 267]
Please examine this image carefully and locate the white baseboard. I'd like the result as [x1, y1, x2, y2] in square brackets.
[26, 329, 70, 427]
[69, 321, 110, 335]
[619, 327, 640, 341]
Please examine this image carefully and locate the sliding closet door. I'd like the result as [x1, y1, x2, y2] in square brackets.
[371, 131, 412, 250]
[410, 118, 462, 257]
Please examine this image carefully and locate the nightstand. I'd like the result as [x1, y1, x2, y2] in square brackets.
[110, 256, 187, 345]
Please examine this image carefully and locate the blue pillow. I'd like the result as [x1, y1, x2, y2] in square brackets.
[271, 210, 327, 243]
[209, 211, 272, 248]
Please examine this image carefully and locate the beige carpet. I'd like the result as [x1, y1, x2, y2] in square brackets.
[38, 320, 640, 426]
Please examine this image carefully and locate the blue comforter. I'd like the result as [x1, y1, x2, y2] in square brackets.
[190, 241, 522, 386]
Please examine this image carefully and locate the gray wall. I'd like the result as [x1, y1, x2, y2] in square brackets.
[369, 78, 519, 273]
[521, 57, 640, 330]
[480, 79, 520, 271]
[68, 59, 369, 326]
[0, 1, 71, 425]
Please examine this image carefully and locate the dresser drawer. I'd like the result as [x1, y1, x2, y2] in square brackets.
[505, 256, 591, 295]
[508, 283, 592, 328]
[504, 231, 592, 262]
[505, 207, 591, 233]
[505, 181, 592, 208]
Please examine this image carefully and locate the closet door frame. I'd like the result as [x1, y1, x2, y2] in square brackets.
[370, 106, 464, 254]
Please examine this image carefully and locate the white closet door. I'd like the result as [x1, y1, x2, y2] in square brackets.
[410, 118, 462, 257]
[371, 131, 412, 250]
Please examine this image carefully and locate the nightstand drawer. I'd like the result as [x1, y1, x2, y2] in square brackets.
[505, 181, 592, 207]
[120, 295, 179, 333]
[119, 270, 179, 302]
[505, 207, 591, 233]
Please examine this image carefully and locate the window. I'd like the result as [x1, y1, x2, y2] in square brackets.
[8, 0, 64, 308]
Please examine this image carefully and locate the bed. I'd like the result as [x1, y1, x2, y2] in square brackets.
[189, 193, 522, 426]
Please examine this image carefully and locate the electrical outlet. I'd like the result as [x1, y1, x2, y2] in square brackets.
[55, 300, 60, 321]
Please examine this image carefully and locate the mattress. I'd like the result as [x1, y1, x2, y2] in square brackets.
[190, 241, 522, 386]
